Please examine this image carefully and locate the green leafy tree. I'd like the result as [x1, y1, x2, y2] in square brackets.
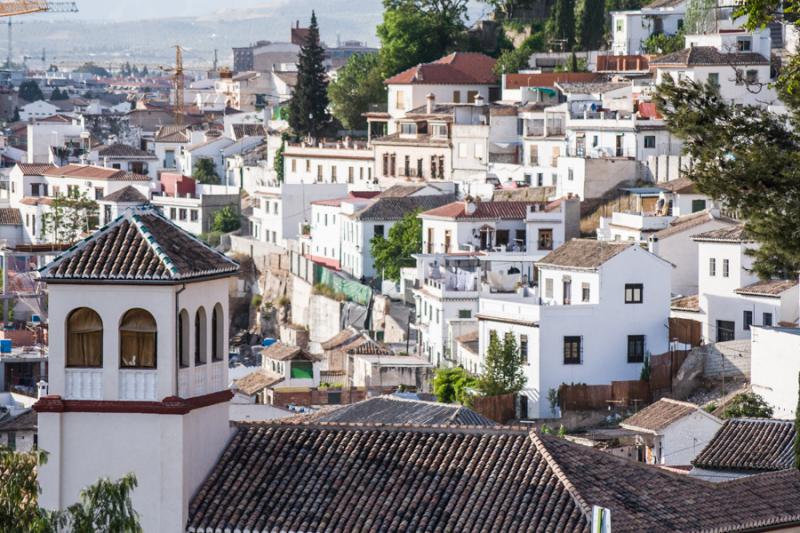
[19, 80, 44, 103]
[433, 367, 479, 404]
[578, 0, 605, 50]
[50, 88, 68, 101]
[288, 11, 330, 139]
[193, 157, 219, 184]
[274, 140, 286, 182]
[655, 75, 800, 277]
[41, 192, 99, 244]
[493, 28, 546, 75]
[483, 0, 535, 20]
[722, 392, 774, 419]
[74, 62, 111, 78]
[328, 53, 387, 130]
[479, 331, 526, 396]
[377, 0, 469, 76]
[212, 205, 241, 233]
[547, 0, 576, 51]
[684, 0, 717, 34]
[0, 446, 141, 533]
[370, 209, 422, 281]
[642, 30, 684, 54]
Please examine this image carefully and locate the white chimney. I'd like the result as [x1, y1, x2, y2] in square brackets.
[103, 156, 109, 168]
[426, 93, 435, 114]
[464, 196, 477, 216]
[37, 380, 48, 399]
[474, 94, 485, 107]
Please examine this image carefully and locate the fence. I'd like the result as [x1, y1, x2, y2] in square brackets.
[472, 393, 516, 424]
[559, 380, 651, 412]
[649, 349, 690, 397]
[669, 318, 702, 347]
[313, 264, 372, 306]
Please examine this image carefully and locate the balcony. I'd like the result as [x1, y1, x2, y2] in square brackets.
[119, 370, 158, 401]
[611, 211, 674, 231]
[178, 361, 226, 398]
[65, 368, 103, 400]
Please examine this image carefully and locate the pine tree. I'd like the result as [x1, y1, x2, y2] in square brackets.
[479, 332, 526, 396]
[288, 11, 330, 140]
[548, 0, 576, 50]
[579, 0, 605, 50]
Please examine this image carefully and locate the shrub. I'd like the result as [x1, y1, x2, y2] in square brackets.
[722, 392, 773, 419]
[251, 295, 263, 308]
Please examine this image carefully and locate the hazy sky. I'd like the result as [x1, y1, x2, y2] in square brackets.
[39, 0, 273, 20]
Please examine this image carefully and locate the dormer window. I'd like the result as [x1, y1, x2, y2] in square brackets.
[120, 308, 157, 369]
[431, 124, 448, 138]
[67, 308, 103, 368]
[400, 123, 418, 136]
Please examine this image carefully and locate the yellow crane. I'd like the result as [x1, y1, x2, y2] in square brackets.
[160, 45, 185, 126]
[0, 1, 77, 17]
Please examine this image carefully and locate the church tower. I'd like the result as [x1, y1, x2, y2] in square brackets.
[35, 207, 239, 532]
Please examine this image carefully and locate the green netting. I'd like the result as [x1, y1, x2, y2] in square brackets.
[313, 264, 372, 306]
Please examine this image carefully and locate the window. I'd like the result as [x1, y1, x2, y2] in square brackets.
[452, 91, 461, 103]
[763, 312, 773, 327]
[581, 283, 590, 302]
[348, 167, 354, 184]
[737, 37, 752, 51]
[567, 168, 574, 181]
[644, 135, 656, 149]
[104, 205, 112, 224]
[291, 360, 313, 379]
[291, 159, 297, 172]
[625, 283, 643, 304]
[66, 308, 103, 367]
[616, 19, 623, 31]
[431, 124, 448, 138]
[458, 310, 472, 319]
[563, 336, 582, 364]
[331, 166, 337, 182]
[537, 173, 544, 187]
[467, 90, 479, 103]
[400, 122, 417, 136]
[395, 90, 405, 110]
[691, 199, 706, 213]
[190, 210, 198, 222]
[716, 320, 735, 342]
[31, 183, 42, 197]
[195, 307, 207, 366]
[563, 279, 572, 305]
[95, 188, 104, 200]
[119, 309, 157, 369]
[529, 145, 538, 165]
[178, 309, 190, 368]
[212, 303, 223, 361]
[545, 278, 553, 298]
[708, 72, 720, 87]
[317, 165, 323, 181]
[170, 207, 176, 219]
[745, 69, 758, 84]
[722, 259, 729, 278]
[374, 225, 385, 238]
[179, 209, 187, 221]
[709, 258, 716, 277]
[519, 334, 528, 364]
[743, 310, 753, 330]
[627, 335, 645, 363]
[306, 160, 311, 172]
[538, 229, 553, 250]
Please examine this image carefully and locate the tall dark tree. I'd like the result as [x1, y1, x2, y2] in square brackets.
[18, 80, 44, 103]
[548, 0, 576, 50]
[288, 11, 330, 140]
[579, 0, 605, 50]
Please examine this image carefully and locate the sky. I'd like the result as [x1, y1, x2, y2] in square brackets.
[51, 0, 275, 21]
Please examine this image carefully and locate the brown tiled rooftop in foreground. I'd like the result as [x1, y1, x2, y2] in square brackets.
[693, 418, 796, 472]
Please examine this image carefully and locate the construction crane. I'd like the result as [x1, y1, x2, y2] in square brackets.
[2, 2, 77, 68]
[160, 45, 185, 126]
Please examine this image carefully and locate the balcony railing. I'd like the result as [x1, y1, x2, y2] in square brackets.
[65, 368, 103, 400]
[119, 370, 158, 401]
[178, 361, 226, 398]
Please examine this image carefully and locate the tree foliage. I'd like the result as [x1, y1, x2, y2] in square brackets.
[212, 205, 241, 233]
[288, 11, 330, 139]
[40, 192, 99, 244]
[479, 331, 526, 396]
[654, 74, 800, 278]
[547, 0, 576, 51]
[578, 0, 605, 50]
[328, 53, 387, 130]
[722, 392, 774, 419]
[49, 88, 68, 101]
[74, 62, 111, 78]
[370, 209, 422, 281]
[483, 0, 537, 20]
[433, 367, 479, 404]
[493, 27, 546, 75]
[0, 446, 141, 533]
[193, 157, 219, 185]
[377, 0, 469, 76]
[19, 80, 44, 103]
[642, 30, 685, 54]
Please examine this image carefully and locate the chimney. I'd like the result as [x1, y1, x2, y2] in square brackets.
[103, 156, 109, 168]
[464, 196, 477, 216]
[37, 380, 48, 399]
[426, 93, 435, 114]
[474, 94, 485, 107]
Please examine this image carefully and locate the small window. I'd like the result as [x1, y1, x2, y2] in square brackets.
[722, 259, 730, 278]
[519, 334, 528, 364]
[95, 188, 104, 200]
[545, 278, 553, 298]
[737, 38, 752, 51]
[567, 168, 574, 181]
[467, 90, 478, 103]
[563, 336, 582, 365]
[179, 209, 187, 221]
[458, 310, 472, 319]
[624, 284, 643, 304]
[66, 308, 103, 368]
[400, 123, 417, 136]
[395, 90, 405, 110]
[452, 91, 461, 104]
[743, 310, 753, 330]
[691, 199, 706, 213]
[538, 229, 553, 251]
[709, 258, 716, 277]
[763, 313, 773, 327]
[195, 307, 207, 366]
[616, 19, 623, 32]
[627, 335, 645, 363]
[212, 304, 224, 361]
[745, 69, 758, 84]
[581, 283, 590, 302]
[644, 136, 656, 149]
[120, 308, 157, 369]
[708, 72, 720, 88]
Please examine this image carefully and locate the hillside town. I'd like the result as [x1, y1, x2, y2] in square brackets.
[1, 0, 800, 531]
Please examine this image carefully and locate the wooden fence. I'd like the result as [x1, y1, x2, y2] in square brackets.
[472, 393, 516, 424]
[558, 380, 651, 412]
[649, 349, 690, 397]
[669, 318, 702, 347]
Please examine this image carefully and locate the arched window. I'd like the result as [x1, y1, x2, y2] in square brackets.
[119, 309, 157, 369]
[178, 309, 190, 368]
[195, 307, 207, 366]
[212, 303, 223, 362]
[66, 308, 103, 368]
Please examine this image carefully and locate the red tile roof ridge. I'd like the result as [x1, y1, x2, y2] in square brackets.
[232, 419, 531, 434]
[529, 431, 593, 519]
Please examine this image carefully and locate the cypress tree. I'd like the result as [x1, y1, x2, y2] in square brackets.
[549, 0, 576, 51]
[579, 0, 606, 50]
[288, 11, 330, 140]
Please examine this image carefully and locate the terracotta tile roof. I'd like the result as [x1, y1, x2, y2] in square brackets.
[19, 197, 54, 206]
[556, 81, 629, 94]
[351, 194, 455, 221]
[652, 210, 738, 240]
[378, 185, 429, 198]
[693, 224, 752, 243]
[320, 329, 359, 350]
[233, 369, 283, 396]
[262, 342, 318, 361]
[154, 125, 191, 143]
[0, 409, 36, 431]
[40, 207, 239, 283]
[651, 47, 770, 66]
[96, 143, 157, 159]
[504, 71, 602, 90]
[657, 177, 699, 194]
[320, 329, 393, 355]
[420, 200, 538, 221]
[0, 208, 22, 226]
[693, 418, 795, 472]
[231, 123, 267, 140]
[456, 330, 479, 343]
[14, 163, 56, 176]
[621, 398, 715, 433]
[42, 164, 150, 182]
[537, 239, 632, 270]
[384, 52, 498, 86]
[735, 279, 799, 297]
[671, 294, 700, 312]
[315, 396, 495, 426]
[188, 424, 800, 533]
[100, 185, 149, 204]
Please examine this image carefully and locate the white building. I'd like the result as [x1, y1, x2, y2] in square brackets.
[152, 125, 194, 174]
[19, 100, 59, 122]
[611, 0, 687, 55]
[620, 397, 722, 466]
[283, 139, 376, 189]
[26, 115, 88, 164]
[87, 143, 159, 181]
[152, 184, 240, 236]
[751, 326, 800, 419]
[478, 240, 672, 418]
[307, 192, 379, 270]
[35, 206, 239, 533]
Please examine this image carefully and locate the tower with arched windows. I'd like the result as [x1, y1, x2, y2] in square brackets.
[34, 206, 239, 532]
